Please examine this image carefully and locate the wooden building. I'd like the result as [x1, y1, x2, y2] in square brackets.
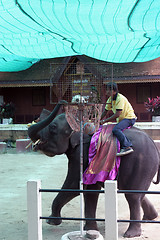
[0, 56, 160, 123]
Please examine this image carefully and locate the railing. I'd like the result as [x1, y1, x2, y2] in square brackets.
[27, 180, 160, 240]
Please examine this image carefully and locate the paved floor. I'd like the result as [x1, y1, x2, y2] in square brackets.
[0, 149, 160, 240]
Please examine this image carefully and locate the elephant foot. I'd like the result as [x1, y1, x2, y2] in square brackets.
[84, 222, 98, 231]
[141, 196, 158, 221]
[143, 211, 158, 220]
[123, 225, 141, 238]
[46, 214, 62, 226]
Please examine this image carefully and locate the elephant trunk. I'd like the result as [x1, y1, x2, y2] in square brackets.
[28, 101, 65, 142]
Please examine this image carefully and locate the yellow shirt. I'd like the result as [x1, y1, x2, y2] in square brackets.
[105, 93, 136, 122]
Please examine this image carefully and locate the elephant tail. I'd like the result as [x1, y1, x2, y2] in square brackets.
[153, 165, 160, 185]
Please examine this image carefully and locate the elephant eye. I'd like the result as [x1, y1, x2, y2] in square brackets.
[49, 124, 57, 134]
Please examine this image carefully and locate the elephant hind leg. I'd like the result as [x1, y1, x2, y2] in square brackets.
[141, 195, 158, 220]
[123, 193, 142, 238]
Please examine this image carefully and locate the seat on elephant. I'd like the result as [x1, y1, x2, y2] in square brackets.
[83, 124, 121, 184]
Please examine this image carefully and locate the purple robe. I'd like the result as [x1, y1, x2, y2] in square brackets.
[83, 124, 121, 184]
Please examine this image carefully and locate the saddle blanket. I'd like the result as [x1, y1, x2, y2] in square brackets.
[83, 124, 121, 185]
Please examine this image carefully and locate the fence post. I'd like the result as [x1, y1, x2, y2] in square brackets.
[27, 180, 42, 240]
[105, 180, 118, 240]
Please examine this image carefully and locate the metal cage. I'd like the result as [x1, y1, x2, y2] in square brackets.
[50, 60, 113, 104]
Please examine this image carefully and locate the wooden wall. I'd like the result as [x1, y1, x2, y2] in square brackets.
[0, 81, 160, 123]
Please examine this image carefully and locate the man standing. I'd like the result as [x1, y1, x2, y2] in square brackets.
[100, 82, 136, 157]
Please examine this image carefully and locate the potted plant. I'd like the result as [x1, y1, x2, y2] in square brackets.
[144, 96, 160, 122]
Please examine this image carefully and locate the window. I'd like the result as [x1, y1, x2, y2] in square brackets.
[32, 88, 46, 106]
[136, 84, 151, 104]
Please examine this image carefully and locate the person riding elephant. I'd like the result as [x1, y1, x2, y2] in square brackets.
[100, 82, 136, 156]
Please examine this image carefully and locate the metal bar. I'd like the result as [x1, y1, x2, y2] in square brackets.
[40, 216, 160, 224]
[39, 189, 104, 193]
[118, 219, 160, 223]
[40, 189, 160, 194]
[79, 105, 84, 236]
[118, 190, 160, 194]
[40, 216, 105, 222]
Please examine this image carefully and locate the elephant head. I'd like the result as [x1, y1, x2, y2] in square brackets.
[28, 101, 74, 157]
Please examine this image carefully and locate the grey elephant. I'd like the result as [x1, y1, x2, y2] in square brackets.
[28, 101, 160, 238]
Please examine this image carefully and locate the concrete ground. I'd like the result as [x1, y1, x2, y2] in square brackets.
[0, 149, 160, 240]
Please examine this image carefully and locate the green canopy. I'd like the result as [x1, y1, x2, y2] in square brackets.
[0, 0, 160, 71]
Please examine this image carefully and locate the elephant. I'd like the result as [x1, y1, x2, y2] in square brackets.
[28, 100, 160, 238]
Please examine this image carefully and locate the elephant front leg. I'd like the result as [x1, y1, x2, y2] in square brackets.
[84, 183, 101, 231]
[46, 158, 81, 226]
[124, 194, 142, 238]
[46, 190, 79, 226]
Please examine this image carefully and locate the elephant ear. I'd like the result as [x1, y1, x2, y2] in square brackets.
[70, 131, 91, 148]
[39, 109, 51, 121]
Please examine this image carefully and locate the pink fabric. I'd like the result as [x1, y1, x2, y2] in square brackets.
[83, 124, 121, 185]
